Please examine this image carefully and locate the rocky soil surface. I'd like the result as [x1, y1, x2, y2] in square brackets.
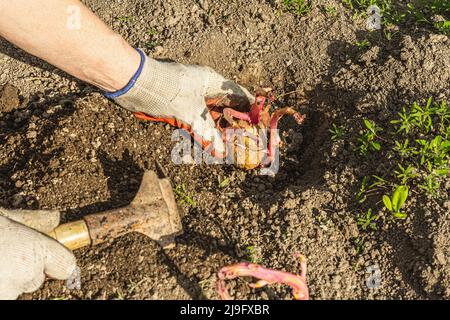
[0, 0, 448, 299]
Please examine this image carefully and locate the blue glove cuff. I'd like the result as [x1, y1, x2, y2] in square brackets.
[104, 48, 146, 99]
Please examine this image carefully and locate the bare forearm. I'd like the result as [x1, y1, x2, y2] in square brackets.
[0, 0, 139, 91]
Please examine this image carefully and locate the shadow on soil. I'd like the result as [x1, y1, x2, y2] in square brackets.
[0, 93, 77, 209]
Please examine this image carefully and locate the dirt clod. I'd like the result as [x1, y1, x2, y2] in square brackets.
[0, 83, 20, 113]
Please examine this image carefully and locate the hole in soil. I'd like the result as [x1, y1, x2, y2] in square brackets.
[278, 109, 330, 184]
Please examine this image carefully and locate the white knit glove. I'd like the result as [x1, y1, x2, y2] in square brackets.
[107, 50, 254, 155]
[0, 216, 76, 300]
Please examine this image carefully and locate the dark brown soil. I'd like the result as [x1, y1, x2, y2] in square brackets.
[0, 0, 449, 300]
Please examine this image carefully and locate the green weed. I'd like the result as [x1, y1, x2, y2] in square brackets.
[324, 5, 337, 15]
[356, 119, 382, 155]
[393, 139, 415, 158]
[246, 245, 262, 264]
[419, 173, 442, 197]
[218, 177, 231, 188]
[174, 183, 196, 207]
[356, 176, 369, 203]
[370, 175, 390, 189]
[392, 99, 449, 197]
[354, 39, 371, 49]
[383, 28, 398, 41]
[147, 27, 158, 36]
[357, 208, 379, 231]
[143, 40, 160, 50]
[353, 237, 366, 254]
[115, 16, 132, 22]
[434, 20, 450, 35]
[394, 164, 417, 185]
[382, 185, 409, 219]
[114, 288, 125, 300]
[283, 0, 313, 16]
[329, 123, 345, 141]
[391, 98, 437, 134]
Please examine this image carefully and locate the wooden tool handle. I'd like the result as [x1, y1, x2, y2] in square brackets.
[45, 171, 183, 250]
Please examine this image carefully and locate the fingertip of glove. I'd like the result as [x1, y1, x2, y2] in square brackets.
[43, 237, 77, 280]
[23, 271, 46, 294]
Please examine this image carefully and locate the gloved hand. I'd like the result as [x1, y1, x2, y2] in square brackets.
[0, 216, 76, 300]
[105, 49, 255, 157]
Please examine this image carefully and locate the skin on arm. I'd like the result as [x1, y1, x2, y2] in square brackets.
[0, 0, 140, 92]
[0, 0, 255, 158]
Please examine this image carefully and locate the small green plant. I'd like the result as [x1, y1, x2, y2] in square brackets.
[409, 98, 435, 133]
[356, 119, 382, 155]
[246, 245, 262, 264]
[394, 164, 417, 185]
[356, 176, 369, 203]
[357, 208, 379, 231]
[354, 39, 371, 49]
[393, 139, 415, 158]
[114, 288, 125, 300]
[282, 0, 312, 16]
[406, 3, 428, 23]
[314, 214, 334, 231]
[429, 136, 450, 172]
[415, 136, 450, 170]
[329, 123, 345, 141]
[353, 237, 366, 255]
[142, 26, 160, 50]
[391, 107, 415, 134]
[434, 20, 450, 35]
[407, 2, 450, 34]
[370, 175, 390, 189]
[324, 5, 337, 15]
[143, 40, 160, 50]
[218, 176, 231, 188]
[174, 183, 196, 207]
[383, 28, 398, 41]
[419, 173, 442, 197]
[343, 0, 399, 22]
[147, 27, 158, 36]
[382, 185, 409, 219]
[434, 101, 450, 133]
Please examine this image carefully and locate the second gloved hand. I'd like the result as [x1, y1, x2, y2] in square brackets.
[105, 49, 255, 156]
[0, 216, 76, 300]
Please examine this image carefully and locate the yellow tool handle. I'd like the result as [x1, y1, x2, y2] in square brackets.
[46, 220, 92, 250]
